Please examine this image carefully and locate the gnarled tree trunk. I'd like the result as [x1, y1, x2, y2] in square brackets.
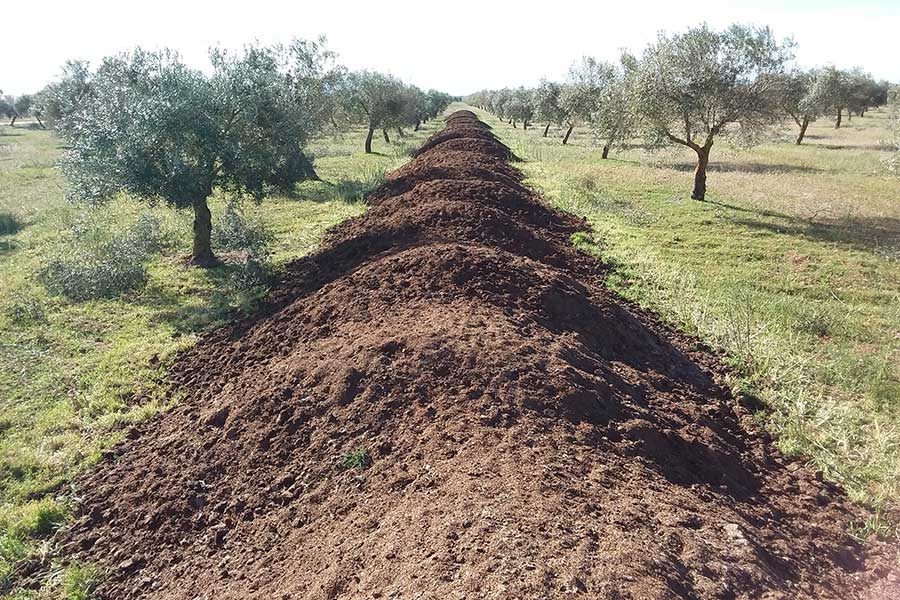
[835, 108, 842, 128]
[691, 144, 711, 201]
[191, 197, 215, 267]
[796, 116, 810, 145]
[9, 113, 17, 126]
[601, 143, 610, 159]
[382, 129, 390, 143]
[543, 123, 550, 137]
[365, 125, 375, 154]
[562, 123, 574, 145]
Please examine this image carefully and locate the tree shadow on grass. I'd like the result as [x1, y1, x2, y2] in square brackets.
[732, 215, 900, 258]
[137, 263, 264, 335]
[815, 143, 894, 152]
[697, 199, 900, 257]
[0, 239, 19, 255]
[296, 177, 383, 204]
[661, 162, 824, 175]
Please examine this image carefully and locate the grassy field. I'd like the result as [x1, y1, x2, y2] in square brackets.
[1, 104, 898, 595]
[0, 119, 442, 596]
[474, 105, 900, 521]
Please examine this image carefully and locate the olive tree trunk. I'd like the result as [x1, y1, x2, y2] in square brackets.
[601, 143, 610, 159]
[835, 108, 842, 128]
[9, 113, 17, 126]
[796, 116, 810, 145]
[382, 129, 390, 143]
[365, 125, 375, 153]
[562, 124, 574, 145]
[191, 197, 215, 267]
[543, 123, 550, 137]
[691, 145, 711, 201]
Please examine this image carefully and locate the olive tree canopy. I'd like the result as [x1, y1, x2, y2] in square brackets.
[633, 23, 792, 200]
[35, 60, 93, 132]
[587, 54, 637, 159]
[533, 79, 564, 137]
[507, 87, 535, 129]
[343, 71, 406, 153]
[59, 42, 325, 266]
[558, 57, 609, 145]
[775, 68, 829, 145]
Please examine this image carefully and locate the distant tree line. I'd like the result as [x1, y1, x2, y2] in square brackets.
[3, 39, 452, 265]
[466, 23, 893, 200]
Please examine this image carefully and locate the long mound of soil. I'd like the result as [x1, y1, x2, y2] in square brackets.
[58, 112, 898, 599]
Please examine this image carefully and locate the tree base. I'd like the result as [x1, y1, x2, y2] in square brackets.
[187, 253, 219, 268]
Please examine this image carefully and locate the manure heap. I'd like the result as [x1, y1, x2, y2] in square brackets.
[63, 111, 897, 599]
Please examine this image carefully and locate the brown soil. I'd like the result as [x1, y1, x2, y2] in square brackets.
[413, 127, 503, 157]
[417, 137, 521, 162]
[56, 113, 898, 599]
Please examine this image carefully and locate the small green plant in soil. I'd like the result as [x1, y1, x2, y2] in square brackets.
[340, 448, 370, 471]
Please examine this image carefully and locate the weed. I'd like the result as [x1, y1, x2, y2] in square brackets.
[38, 241, 149, 301]
[213, 204, 273, 255]
[61, 562, 101, 600]
[0, 212, 20, 235]
[341, 447, 370, 470]
[794, 309, 832, 337]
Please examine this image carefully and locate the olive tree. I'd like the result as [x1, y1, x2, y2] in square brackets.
[0, 94, 16, 124]
[559, 57, 607, 145]
[845, 69, 878, 118]
[343, 71, 406, 153]
[776, 69, 826, 145]
[489, 88, 514, 124]
[533, 79, 564, 137]
[588, 54, 637, 159]
[34, 60, 93, 132]
[424, 90, 452, 122]
[287, 37, 346, 131]
[508, 87, 535, 129]
[807, 66, 868, 128]
[12, 95, 41, 127]
[59, 44, 323, 266]
[633, 23, 792, 200]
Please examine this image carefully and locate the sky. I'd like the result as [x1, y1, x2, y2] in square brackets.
[2, 0, 898, 97]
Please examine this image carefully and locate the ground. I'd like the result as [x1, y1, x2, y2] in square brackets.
[0, 120, 442, 596]
[486, 108, 900, 513]
[0, 104, 897, 597]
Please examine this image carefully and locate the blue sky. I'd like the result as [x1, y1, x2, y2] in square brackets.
[2, 0, 898, 96]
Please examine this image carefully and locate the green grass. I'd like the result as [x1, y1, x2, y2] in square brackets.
[0, 119, 441, 596]
[340, 447, 371, 471]
[476, 105, 900, 515]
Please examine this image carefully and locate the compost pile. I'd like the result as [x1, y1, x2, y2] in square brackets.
[62, 111, 898, 599]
